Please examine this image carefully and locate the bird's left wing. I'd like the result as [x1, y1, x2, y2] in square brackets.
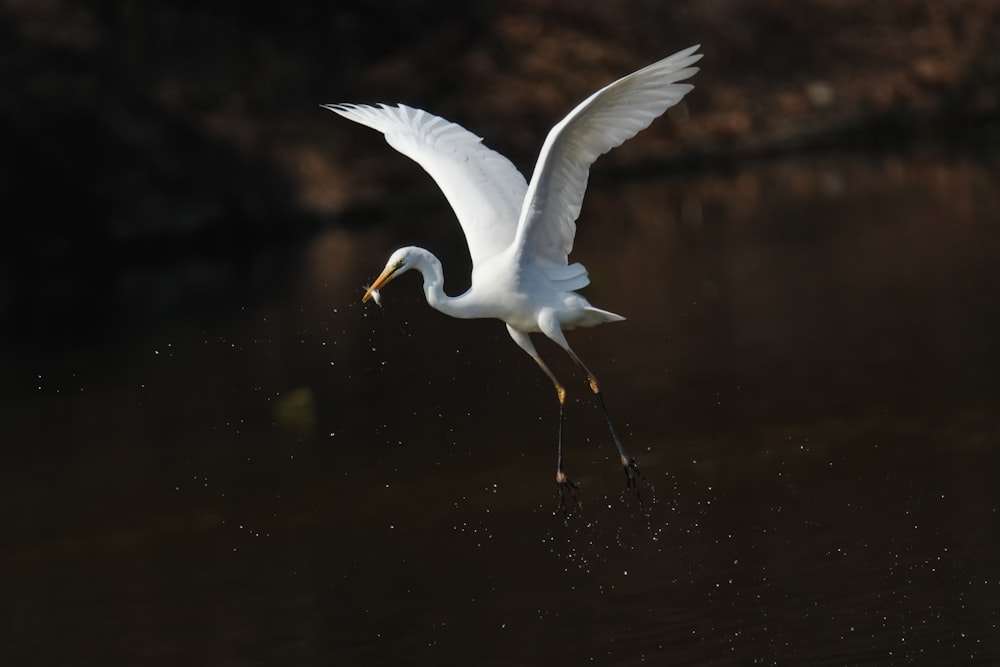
[512, 45, 702, 268]
[324, 104, 528, 268]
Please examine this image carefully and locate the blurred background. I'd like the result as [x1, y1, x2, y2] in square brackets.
[2, 1, 999, 664]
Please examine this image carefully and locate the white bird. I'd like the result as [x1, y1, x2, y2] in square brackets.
[324, 45, 701, 511]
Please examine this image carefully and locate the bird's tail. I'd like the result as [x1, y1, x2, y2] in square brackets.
[577, 306, 626, 328]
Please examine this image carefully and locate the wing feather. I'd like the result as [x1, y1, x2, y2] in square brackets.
[323, 103, 527, 267]
[513, 45, 702, 267]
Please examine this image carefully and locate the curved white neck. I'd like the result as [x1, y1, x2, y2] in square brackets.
[407, 248, 471, 319]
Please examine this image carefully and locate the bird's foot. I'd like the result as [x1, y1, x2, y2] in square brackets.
[621, 455, 652, 504]
[554, 470, 581, 518]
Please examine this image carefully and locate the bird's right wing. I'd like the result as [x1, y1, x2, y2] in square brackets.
[512, 45, 702, 268]
[323, 104, 528, 268]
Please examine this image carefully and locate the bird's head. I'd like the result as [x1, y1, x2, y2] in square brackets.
[362, 247, 416, 303]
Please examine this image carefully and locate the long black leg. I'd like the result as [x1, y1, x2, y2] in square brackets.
[504, 325, 580, 514]
[568, 355, 648, 500]
[552, 382, 580, 516]
[587, 376, 647, 495]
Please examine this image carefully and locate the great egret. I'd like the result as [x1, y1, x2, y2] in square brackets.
[325, 45, 701, 510]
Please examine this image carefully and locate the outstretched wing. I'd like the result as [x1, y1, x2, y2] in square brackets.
[512, 45, 702, 268]
[323, 104, 528, 268]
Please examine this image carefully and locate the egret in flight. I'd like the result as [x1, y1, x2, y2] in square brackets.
[325, 45, 701, 510]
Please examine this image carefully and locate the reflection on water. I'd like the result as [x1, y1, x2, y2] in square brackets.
[2, 154, 999, 665]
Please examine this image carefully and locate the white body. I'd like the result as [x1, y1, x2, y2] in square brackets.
[324, 45, 701, 353]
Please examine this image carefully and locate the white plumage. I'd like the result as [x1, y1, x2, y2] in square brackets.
[324, 45, 701, 510]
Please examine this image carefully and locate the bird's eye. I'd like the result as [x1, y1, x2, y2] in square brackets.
[394, 259, 405, 270]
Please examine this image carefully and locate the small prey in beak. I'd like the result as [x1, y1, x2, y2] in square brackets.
[362, 284, 383, 307]
[362, 259, 404, 306]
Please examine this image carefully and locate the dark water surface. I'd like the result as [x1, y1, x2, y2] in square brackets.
[3, 153, 999, 665]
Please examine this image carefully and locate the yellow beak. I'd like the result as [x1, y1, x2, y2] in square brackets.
[362, 265, 398, 302]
